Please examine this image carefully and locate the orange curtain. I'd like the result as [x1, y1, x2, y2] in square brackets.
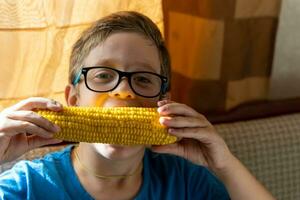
[0, 0, 163, 111]
[163, 0, 282, 114]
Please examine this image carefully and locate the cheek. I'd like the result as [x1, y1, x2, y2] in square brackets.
[79, 94, 110, 106]
[77, 84, 110, 106]
[95, 94, 110, 106]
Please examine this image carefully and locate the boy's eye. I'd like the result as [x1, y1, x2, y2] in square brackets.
[133, 76, 152, 84]
[96, 73, 112, 79]
[92, 72, 115, 82]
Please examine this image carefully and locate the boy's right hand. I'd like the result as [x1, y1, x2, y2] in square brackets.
[0, 97, 63, 164]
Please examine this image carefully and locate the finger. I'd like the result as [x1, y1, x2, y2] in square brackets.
[6, 110, 60, 133]
[0, 119, 56, 138]
[158, 102, 202, 118]
[157, 99, 174, 107]
[159, 116, 209, 128]
[17, 121, 57, 139]
[27, 135, 63, 150]
[168, 127, 214, 144]
[8, 97, 63, 112]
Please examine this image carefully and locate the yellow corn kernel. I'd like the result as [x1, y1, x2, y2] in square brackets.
[37, 107, 177, 145]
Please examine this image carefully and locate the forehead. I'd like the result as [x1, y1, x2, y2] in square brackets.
[83, 32, 161, 73]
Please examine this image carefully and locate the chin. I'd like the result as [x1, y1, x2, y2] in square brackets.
[92, 143, 145, 160]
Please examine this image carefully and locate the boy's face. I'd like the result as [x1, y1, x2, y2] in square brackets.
[78, 32, 161, 107]
[66, 32, 163, 159]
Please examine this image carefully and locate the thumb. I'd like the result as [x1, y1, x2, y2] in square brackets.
[27, 135, 63, 150]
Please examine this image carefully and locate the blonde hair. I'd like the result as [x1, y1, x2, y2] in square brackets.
[69, 11, 171, 92]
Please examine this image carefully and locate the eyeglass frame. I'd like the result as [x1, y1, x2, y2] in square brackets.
[72, 66, 169, 98]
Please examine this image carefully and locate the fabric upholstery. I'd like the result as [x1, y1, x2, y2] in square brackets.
[216, 113, 300, 200]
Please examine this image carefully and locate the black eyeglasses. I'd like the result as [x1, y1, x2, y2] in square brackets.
[72, 66, 168, 98]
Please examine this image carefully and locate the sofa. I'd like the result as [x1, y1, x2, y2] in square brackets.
[1, 113, 299, 200]
[216, 113, 300, 200]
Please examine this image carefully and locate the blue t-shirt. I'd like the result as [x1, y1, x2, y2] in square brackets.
[0, 145, 230, 200]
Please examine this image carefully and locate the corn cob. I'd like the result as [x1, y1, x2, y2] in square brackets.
[37, 107, 177, 145]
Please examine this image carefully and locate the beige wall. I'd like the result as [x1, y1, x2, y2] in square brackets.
[0, 0, 163, 111]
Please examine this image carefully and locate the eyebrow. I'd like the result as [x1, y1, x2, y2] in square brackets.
[92, 58, 159, 73]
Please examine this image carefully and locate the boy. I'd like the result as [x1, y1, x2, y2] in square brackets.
[0, 11, 275, 199]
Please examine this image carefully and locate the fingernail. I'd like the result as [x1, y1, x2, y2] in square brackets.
[157, 107, 162, 113]
[54, 103, 62, 108]
[157, 107, 165, 113]
[159, 117, 166, 125]
[157, 100, 167, 107]
[50, 100, 62, 107]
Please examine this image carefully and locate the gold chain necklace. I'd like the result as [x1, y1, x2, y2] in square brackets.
[73, 147, 143, 179]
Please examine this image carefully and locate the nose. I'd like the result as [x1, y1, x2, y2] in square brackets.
[109, 78, 136, 99]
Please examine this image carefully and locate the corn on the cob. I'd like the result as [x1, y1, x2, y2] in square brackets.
[36, 107, 177, 145]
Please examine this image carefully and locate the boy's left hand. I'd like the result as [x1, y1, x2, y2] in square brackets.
[151, 100, 235, 174]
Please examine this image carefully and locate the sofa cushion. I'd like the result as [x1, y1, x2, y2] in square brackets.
[216, 113, 300, 200]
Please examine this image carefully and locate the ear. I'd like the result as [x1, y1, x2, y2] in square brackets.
[65, 84, 78, 106]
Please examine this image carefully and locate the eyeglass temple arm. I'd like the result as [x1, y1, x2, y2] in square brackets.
[72, 68, 83, 85]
